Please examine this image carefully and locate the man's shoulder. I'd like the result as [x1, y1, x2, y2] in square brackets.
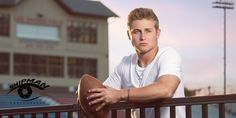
[121, 53, 136, 62]
[159, 47, 177, 52]
[157, 47, 181, 61]
[157, 48, 181, 67]
[159, 47, 180, 56]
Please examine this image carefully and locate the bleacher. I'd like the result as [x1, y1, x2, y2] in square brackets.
[0, 95, 72, 118]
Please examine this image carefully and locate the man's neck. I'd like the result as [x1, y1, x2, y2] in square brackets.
[137, 46, 159, 68]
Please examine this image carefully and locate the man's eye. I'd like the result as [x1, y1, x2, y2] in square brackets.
[131, 30, 140, 34]
[8, 83, 43, 101]
[145, 29, 153, 33]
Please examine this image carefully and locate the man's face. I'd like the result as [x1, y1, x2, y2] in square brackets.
[128, 19, 160, 54]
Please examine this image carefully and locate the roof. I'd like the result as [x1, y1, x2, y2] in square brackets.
[56, 0, 118, 17]
[0, 0, 118, 18]
[0, 0, 22, 6]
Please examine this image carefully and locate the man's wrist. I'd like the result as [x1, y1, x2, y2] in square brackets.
[119, 89, 130, 102]
[127, 88, 130, 102]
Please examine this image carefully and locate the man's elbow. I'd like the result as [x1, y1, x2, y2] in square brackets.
[162, 88, 175, 98]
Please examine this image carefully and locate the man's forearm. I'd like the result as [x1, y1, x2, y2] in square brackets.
[125, 75, 180, 103]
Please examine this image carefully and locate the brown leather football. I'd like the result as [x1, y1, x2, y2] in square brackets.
[77, 74, 108, 118]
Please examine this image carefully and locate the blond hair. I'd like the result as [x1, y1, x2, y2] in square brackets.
[127, 8, 159, 30]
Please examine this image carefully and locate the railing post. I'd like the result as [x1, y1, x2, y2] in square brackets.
[68, 111, 73, 118]
[170, 106, 176, 118]
[219, 103, 225, 118]
[111, 109, 117, 118]
[155, 106, 160, 118]
[55, 112, 60, 118]
[19, 114, 24, 118]
[186, 105, 192, 118]
[125, 108, 131, 118]
[140, 107, 145, 118]
[43, 113, 48, 118]
[31, 113, 36, 118]
[202, 104, 208, 118]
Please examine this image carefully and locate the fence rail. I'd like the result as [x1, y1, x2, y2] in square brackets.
[0, 94, 236, 118]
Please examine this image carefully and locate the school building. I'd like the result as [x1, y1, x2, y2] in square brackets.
[0, 0, 117, 106]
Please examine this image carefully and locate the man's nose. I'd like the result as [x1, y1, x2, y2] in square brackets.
[140, 32, 146, 40]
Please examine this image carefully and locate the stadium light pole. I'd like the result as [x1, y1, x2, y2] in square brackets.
[212, 0, 234, 95]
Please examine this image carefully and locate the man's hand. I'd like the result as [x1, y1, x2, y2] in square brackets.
[87, 87, 125, 111]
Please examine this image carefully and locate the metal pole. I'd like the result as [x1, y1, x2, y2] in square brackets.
[212, 1, 234, 95]
[223, 8, 226, 95]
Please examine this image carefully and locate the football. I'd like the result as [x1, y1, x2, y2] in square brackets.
[77, 74, 108, 118]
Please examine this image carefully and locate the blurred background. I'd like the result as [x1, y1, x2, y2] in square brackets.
[0, 0, 116, 108]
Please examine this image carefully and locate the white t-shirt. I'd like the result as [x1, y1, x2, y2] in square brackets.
[103, 47, 185, 118]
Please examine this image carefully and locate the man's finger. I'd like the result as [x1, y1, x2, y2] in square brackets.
[96, 102, 106, 111]
[88, 88, 105, 93]
[88, 96, 104, 105]
[87, 92, 103, 100]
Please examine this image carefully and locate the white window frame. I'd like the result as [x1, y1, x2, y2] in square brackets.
[16, 23, 59, 41]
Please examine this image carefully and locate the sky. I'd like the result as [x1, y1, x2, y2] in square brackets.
[97, 0, 236, 93]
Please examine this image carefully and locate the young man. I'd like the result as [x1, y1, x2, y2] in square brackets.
[86, 8, 185, 118]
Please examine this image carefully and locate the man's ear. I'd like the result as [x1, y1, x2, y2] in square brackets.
[158, 28, 161, 33]
[127, 30, 131, 40]
[156, 28, 161, 38]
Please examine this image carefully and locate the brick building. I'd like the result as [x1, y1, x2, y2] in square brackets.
[0, 0, 117, 107]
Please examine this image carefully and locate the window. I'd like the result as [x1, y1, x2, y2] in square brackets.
[14, 54, 64, 77]
[0, 13, 10, 36]
[16, 24, 59, 41]
[68, 57, 97, 78]
[0, 52, 9, 74]
[47, 56, 64, 77]
[67, 21, 97, 44]
[14, 54, 31, 75]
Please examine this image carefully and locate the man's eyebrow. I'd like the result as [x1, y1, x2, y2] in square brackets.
[144, 27, 154, 29]
[130, 29, 141, 32]
[131, 27, 153, 31]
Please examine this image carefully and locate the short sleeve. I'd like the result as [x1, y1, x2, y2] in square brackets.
[158, 48, 182, 80]
[103, 57, 126, 89]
